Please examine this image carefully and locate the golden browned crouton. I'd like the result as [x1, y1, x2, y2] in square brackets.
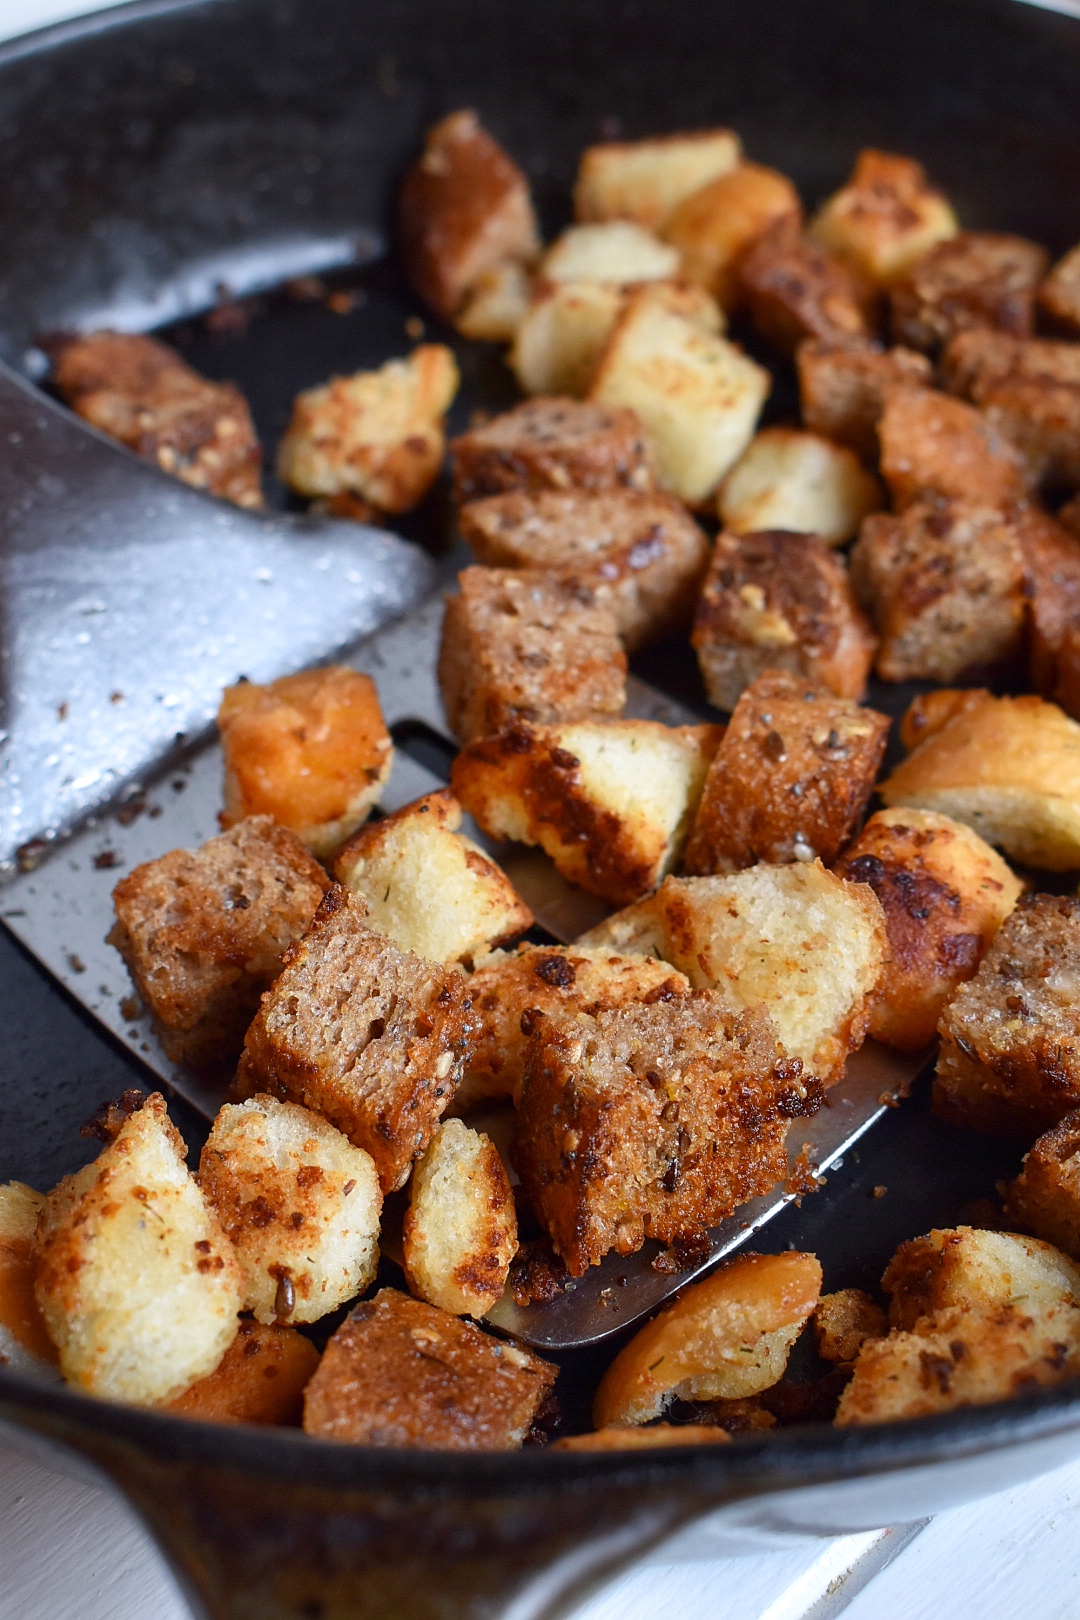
[814, 1289, 886, 1364]
[897, 687, 988, 753]
[335, 790, 531, 966]
[303, 1289, 556, 1449]
[555, 1424, 731, 1450]
[51, 330, 263, 509]
[437, 567, 627, 744]
[885, 1225, 1080, 1331]
[737, 217, 876, 353]
[458, 487, 710, 651]
[451, 396, 653, 502]
[683, 670, 888, 874]
[663, 162, 802, 308]
[718, 427, 883, 546]
[890, 232, 1048, 353]
[835, 807, 1022, 1052]
[397, 110, 539, 321]
[796, 340, 933, 462]
[1039, 243, 1080, 337]
[167, 1319, 320, 1426]
[1004, 1112, 1080, 1259]
[878, 386, 1029, 509]
[217, 666, 393, 857]
[541, 222, 681, 285]
[238, 888, 476, 1192]
[0, 1183, 57, 1375]
[941, 329, 1080, 490]
[692, 530, 876, 709]
[109, 817, 329, 1079]
[454, 262, 533, 342]
[402, 1118, 517, 1317]
[1021, 508, 1080, 715]
[574, 129, 742, 230]
[451, 718, 722, 905]
[809, 150, 958, 287]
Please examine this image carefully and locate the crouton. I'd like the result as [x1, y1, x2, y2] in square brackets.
[555, 1424, 730, 1450]
[50, 330, 263, 510]
[514, 996, 806, 1275]
[934, 895, 1080, 1136]
[454, 262, 533, 342]
[878, 387, 1029, 509]
[335, 790, 531, 965]
[814, 1289, 886, 1364]
[590, 286, 771, 503]
[662, 162, 802, 308]
[458, 487, 710, 651]
[510, 281, 628, 398]
[0, 1182, 57, 1375]
[897, 687, 987, 754]
[941, 329, 1080, 491]
[880, 690, 1080, 870]
[885, 1225, 1080, 1330]
[217, 666, 393, 858]
[809, 149, 958, 287]
[1004, 1112, 1080, 1258]
[850, 498, 1027, 683]
[718, 427, 883, 546]
[402, 1118, 517, 1317]
[1022, 508, 1080, 715]
[796, 340, 933, 462]
[451, 397, 653, 501]
[108, 816, 329, 1079]
[302, 1289, 556, 1448]
[692, 530, 876, 709]
[451, 718, 722, 905]
[835, 807, 1022, 1052]
[1039, 243, 1080, 337]
[645, 864, 886, 1082]
[683, 670, 889, 874]
[276, 346, 458, 514]
[397, 110, 539, 320]
[574, 129, 742, 231]
[199, 1096, 381, 1326]
[237, 887, 476, 1192]
[167, 1319, 320, 1426]
[593, 1253, 822, 1424]
[891, 232, 1048, 353]
[541, 222, 681, 286]
[737, 217, 876, 353]
[33, 1094, 243, 1405]
[437, 567, 627, 744]
[1063, 493, 1080, 541]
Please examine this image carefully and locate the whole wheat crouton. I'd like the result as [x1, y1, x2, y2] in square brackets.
[0, 1182, 57, 1377]
[878, 386, 1029, 509]
[737, 217, 876, 353]
[809, 150, 958, 287]
[167, 1319, 320, 1426]
[662, 162, 802, 308]
[454, 262, 534, 343]
[451, 397, 653, 502]
[813, 1289, 886, 1364]
[890, 232, 1048, 353]
[573, 129, 742, 230]
[541, 222, 680, 286]
[796, 340, 933, 462]
[1039, 243, 1080, 337]
[402, 1118, 517, 1317]
[941, 329, 1080, 491]
[718, 427, 883, 546]
[1019, 508, 1080, 715]
[1004, 1112, 1080, 1259]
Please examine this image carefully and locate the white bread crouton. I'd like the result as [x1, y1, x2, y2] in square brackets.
[402, 1118, 517, 1317]
[511, 281, 626, 397]
[573, 129, 741, 230]
[1004, 1112, 1080, 1260]
[718, 427, 883, 546]
[0, 1182, 58, 1378]
[814, 1289, 887, 1364]
[454, 263, 533, 342]
[809, 149, 958, 287]
[884, 1225, 1080, 1330]
[662, 162, 802, 308]
[541, 222, 680, 285]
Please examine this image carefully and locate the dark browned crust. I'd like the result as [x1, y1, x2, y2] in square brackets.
[796, 340, 933, 463]
[450, 398, 653, 503]
[890, 231, 1048, 353]
[1010, 506, 1080, 717]
[878, 386, 1029, 509]
[1039, 247, 1080, 338]
[1003, 1110, 1080, 1259]
[941, 329, 1080, 491]
[737, 218, 877, 354]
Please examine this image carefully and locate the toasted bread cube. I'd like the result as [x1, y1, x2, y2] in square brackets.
[850, 498, 1027, 683]
[514, 996, 803, 1275]
[397, 110, 539, 320]
[835, 807, 1022, 1052]
[796, 340, 933, 462]
[511, 281, 627, 398]
[303, 1288, 556, 1448]
[167, 1319, 320, 1426]
[1039, 243, 1080, 337]
[941, 329, 1080, 490]
[934, 895, 1080, 1136]
[541, 222, 680, 285]
[109, 817, 329, 1079]
[276, 346, 459, 513]
[451, 396, 653, 502]
[814, 1289, 886, 1364]
[0, 1182, 58, 1376]
[737, 217, 876, 353]
[683, 670, 889, 874]
[574, 129, 742, 230]
[881, 690, 1080, 870]
[692, 530, 876, 709]
[238, 888, 476, 1192]
[897, 687, 986, 754]
[51, 330, 263, 510]
[885, 1226, 1080, 1330]
[402, 1118, 517, 1317]
[663, 162, 802, 308]
[890, 232, 1047, 354]
[1021, 508, 1080, 715]
[718, 427, 883, 546]
[809, 149, 958, 287]
[454, 263, 533, 342]
[648, 864, 886, 1082]
[452, 718, 722, 906]
[33, 1094, 243, 1404]
[199, 1096, 381, 1326]
[459, 487, 710, 651]
[590, 288, 770, 503]
[573, 897, 670, 960]
[1004, 1113, 1080, 1258]
[555, 1424, 730, 1450]
[437, 567, 627, 744]
[218, 666, 393, 857]
[878, 386, 1029, 509]
[335, 790, 531, 966]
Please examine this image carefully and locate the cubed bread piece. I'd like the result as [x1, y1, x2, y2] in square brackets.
[237, 888, 476, 1192]
[662, 162, 802, 308]
[692, 530, 876, 709]
[451, 718, 722, 905]
[593, 1253, 822, 1425]
[218, 666, 393, 857]
[574, 129, 742, 230]
[647, 863, 887, 1082]
[51, 330, 263, 509]
[109, 816, 329, 1079]
[0, 1182, 57, 1376]
[813, 1289, 886, 1364]
[590, 286, 770, 503]
[541, 222, 680, 285]
[402, 1118, 517, 1317]
[883, 1226, 1080, 1330]
[835, 807, 1022, 1052]
[1020, 508, 1080, 712]
[890, 232, 1048, 353]
[451, 397, 653, 501]
[555, 1424, 730, 1450]
[878, 386, 1029, 509]
[167, 1319, 320, 1426]
[718, 427, 883, 546]
[683, 670, 889, 873]
[880, 690, 1080, 870]
[850, 498, 1027, 683]
[796, 340, 933, 462]
[941, 329, 1080, 490]
[809, 149, 958, 287]
[737, 217, 876, 353]
[276, 346, 459, 513]
[934, 895, 1080, 1136]
[513, 996, 808, 1275]
[437, 567, 627, 744]
[1004, 1112, 1080, 1258]
[33, 1094, 243, 1404]
[397, 110, 539, 320]
[897, 687, 987, 754]
[511, 281, 627, 398]
[1039, 243, 1080, 337]
[454, 263, 533, 342]
[335, 790, 531, 965]
[458, 487, 710, 651]
[302, 1289, 555, 1448]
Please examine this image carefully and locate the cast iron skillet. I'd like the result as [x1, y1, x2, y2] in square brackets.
[3, 2, 1080, 1616]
